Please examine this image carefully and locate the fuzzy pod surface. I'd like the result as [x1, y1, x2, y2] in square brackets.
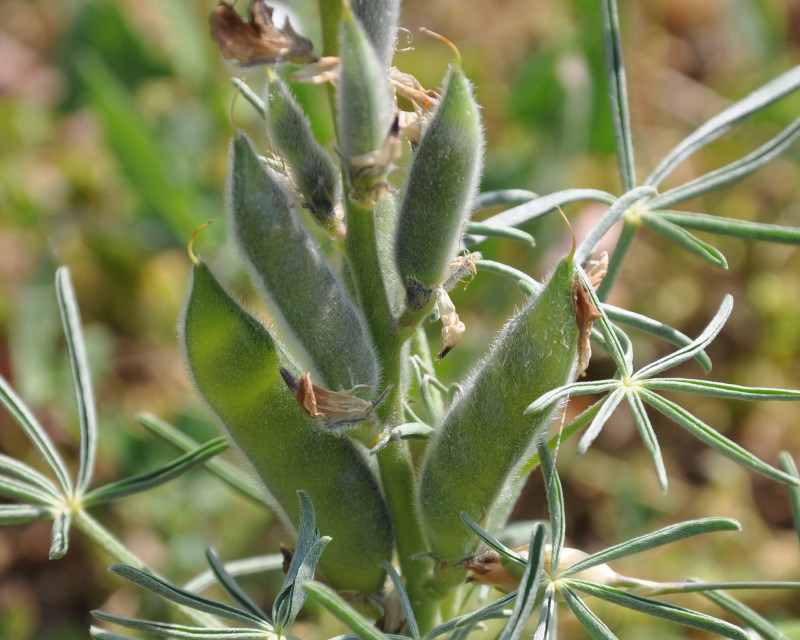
[265, 72, 341, 227]
[230, 134, 378, 392]
[350, 0, 400, 68]
[180, 261, 393, 593]
[336, 9, 393, 159]
[394, 65, 484, 295]
[418, 257, 579, 562]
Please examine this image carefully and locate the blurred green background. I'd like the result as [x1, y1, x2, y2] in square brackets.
[0, 0, 799, 637]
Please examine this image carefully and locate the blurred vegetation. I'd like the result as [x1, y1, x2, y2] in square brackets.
[0, 0, 798, 637]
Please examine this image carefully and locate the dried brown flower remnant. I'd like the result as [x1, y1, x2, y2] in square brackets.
[210, 0, 316, 66]
[572, 252, 607, 375]
[435, 288, 465, 361]
[280, 367, 386, 428]
[463, 545, 618, 592]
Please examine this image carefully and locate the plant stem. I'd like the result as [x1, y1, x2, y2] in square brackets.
[73, 509, 220, 627]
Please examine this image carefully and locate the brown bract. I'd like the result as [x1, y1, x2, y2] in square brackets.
[209, 0, 316, 66]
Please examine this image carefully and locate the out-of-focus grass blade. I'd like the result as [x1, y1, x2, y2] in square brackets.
[0, 374, 73, 496]
[76, 51, 201, 241]
[562, 518, 740, 577]
[205, 548, 268, 622]
[602, 304, 712, 373]
[650, 115, 800, 209]
[136, 412, 270, 508]
[49, 510, 71, 559]
[654, 210, 800, 244]
[109, 564, 266, 626]
[83, 438, 229, 505]
[560, 585, 619, 639]
[56, 267, 98, 494]
[575, 186, 657, 265]
[600, 0, 636, 190]
[641, 390, 799, 486]
[646, 65, 800, 187]
[92, 611, 267, 638]
[635, 295, 732, 379]
[693, 581, 791, 640]
[640, 212, 727, 267]
[568, 581, 749, 640]
[627, 391, 667, 492]
[779, 453, 800, 545]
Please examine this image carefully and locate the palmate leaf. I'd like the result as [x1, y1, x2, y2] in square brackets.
[650, 115, 800, 210]
[641, 390, 799, 486]
[0, 454, 60, 499]
[567, 581, 749, 640]
[537, 441, 564, 571]
[82, 438, 229, 506]
[55, 266, 98, 494]
[108, 564, 266, 627]
[532, 585, 557, 640]
[205, 548, 268, 622]
[0, 373, 72, 496]
[463, 188, 615, 247]
[639, 212, 727, 267]
[655, 210, 800, 245]
[561, 518, 740, 578]
[645, 64, 800, 187]
[423, 592, 516, 639]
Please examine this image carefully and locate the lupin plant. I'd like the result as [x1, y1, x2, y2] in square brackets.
[2, 0, 800, 638]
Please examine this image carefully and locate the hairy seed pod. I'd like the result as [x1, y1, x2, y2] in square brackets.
[418, 258, 578, 564]
[394, 65, 484, 295]
[337, 8, 394, 206]
[230, 134, 378, 392]
[350, 0, 400, 68]
[265, 70, 342, 228]
[180, 261, 393, 593]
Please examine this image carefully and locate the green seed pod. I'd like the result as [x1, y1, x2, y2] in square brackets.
[230, 134, 378, 392]
[350, 0, 400, 68]
[337, 7, 394, 207]
[180, 260, 393, 593]
[394, 65, 484, 297]
[418, 257, 578, 564]
[265, 69, 342, 229]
